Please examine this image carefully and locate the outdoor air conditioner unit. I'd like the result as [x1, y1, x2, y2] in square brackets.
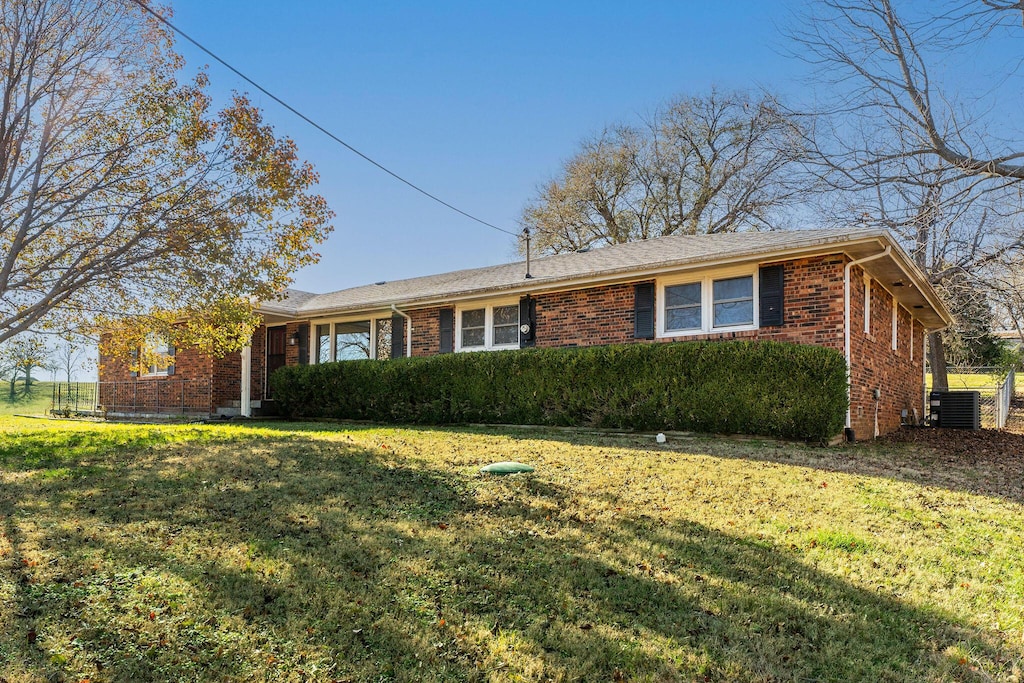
[929, 390, 981, 430]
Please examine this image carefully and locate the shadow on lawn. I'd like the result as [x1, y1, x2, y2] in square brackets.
[246, 420, 1024, 503]
[466, 423, 1024, 505]
[0, 431, 1013, 681]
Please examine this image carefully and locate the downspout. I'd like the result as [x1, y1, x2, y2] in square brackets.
[843, 246, 891, 434]
[391, 305, 412, 358]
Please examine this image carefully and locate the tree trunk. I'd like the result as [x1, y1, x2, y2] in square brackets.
[927, 331, 949, 391]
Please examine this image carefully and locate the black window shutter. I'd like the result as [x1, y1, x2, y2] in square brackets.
[297, 324, 309, 365]
[634, 282, 655, 339]
[759, 264, 785, 327]
[166, 345, 175, 376]
[129, 348, 138, 378]
[439, 308, 454, 354]
[519, 295, 536, 348]
[391, 315, 406, 359]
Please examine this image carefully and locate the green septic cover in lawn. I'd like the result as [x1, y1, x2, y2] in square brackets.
[481, 461, 535, 475]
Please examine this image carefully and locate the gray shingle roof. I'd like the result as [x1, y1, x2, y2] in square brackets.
[262, 228, 899, 317]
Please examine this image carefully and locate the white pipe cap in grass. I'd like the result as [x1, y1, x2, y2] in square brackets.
[656, 433, 667, 444]
[480, 461, 535, 475]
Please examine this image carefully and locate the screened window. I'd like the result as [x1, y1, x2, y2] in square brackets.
[334, 321, 371, 360]
[315, 324, 331, 363]
[712, 276, 753, 327]
[457, 303, 521, 351]
[659, 270, 760, 337]
[492, 305, 520, 346]
[665, 282, 702, 332]
[461, 308, 486, 348]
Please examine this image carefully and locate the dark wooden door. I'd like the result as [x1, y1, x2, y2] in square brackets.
[266, 327, 287, 398]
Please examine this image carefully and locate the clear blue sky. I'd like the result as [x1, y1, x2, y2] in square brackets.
[167, 1, 807, 294]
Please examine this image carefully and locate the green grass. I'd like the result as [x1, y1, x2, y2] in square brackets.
[0, 416, 1022, 681]
[926, 372, 1006, 393]
[0, 383, 53, 416]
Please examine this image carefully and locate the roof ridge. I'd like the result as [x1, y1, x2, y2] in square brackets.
[262, 227, 892, 315]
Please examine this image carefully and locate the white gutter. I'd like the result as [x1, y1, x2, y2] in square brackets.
[844, 246, 891, 431]
[391, 304, 412, 358]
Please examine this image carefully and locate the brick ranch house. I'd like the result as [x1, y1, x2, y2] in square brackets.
[99, 228, 952, 438]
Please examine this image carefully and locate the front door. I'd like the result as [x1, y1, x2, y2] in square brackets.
[266, 327, 287, 398]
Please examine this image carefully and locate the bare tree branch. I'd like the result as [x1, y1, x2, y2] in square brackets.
[520, 90, 808, 254]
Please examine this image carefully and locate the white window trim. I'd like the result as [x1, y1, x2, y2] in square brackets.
[863, 276, 872, 335]
[311, 314, 393, 363]
[656, 267, 759, 338]
[455, 298, 521, 352]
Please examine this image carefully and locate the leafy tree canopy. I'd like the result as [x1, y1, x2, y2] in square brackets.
[0, 0, 334, 368]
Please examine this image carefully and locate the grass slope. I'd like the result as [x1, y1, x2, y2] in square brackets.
[0, 384, 52, 417]
[0, 417, 1021, 682]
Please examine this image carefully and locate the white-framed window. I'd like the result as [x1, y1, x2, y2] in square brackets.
[456, 301, 521, 351]
[664, 282, 702, 332]
[658, 269, 758, 337]
[140, 333, 173, 377]
[312, 317, 393, 363]
[863, 276, 872, 335]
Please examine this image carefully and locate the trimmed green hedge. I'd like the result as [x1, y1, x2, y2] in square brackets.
[270, 340, 848, 441]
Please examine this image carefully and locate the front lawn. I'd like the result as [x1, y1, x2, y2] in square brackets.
[0, 417, 1021, 681]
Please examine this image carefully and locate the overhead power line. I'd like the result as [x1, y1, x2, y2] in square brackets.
[128, 0, 519, 238]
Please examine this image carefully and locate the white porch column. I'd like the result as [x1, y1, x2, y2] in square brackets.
[240, 345, 252, 417]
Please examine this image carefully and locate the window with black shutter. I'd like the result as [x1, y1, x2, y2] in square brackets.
[634, 282, 655, 339]
[519, 295, 536, 348]
[297, 324, 309, 365]
[758, 264, 785, 327]
[439, 308, 454, 353]
[391, 314, 406, 359]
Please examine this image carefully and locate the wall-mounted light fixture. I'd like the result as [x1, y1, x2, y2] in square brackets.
[289, 331, 300, 346]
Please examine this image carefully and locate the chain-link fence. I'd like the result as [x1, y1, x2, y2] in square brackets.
[926, 367, 1017, 429]
[51, 380, 213, 417]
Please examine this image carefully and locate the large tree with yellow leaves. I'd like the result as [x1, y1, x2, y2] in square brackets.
[0, 0, 333, 363]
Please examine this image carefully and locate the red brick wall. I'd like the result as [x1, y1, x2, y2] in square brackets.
[97, 254, 929, 434]
[410, 308, 443, 357]
[211, 323, 295, 409]
[212, 349, 241, 411]
[848, 267, 926, 438]
[534, 283, 638, 348]
[97, 333, 215, 414]
[98, 324, 281, 415]
[649, 256, 847, 348]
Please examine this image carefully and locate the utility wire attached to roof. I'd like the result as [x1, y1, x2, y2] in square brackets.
[127, 0, 519, 238]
